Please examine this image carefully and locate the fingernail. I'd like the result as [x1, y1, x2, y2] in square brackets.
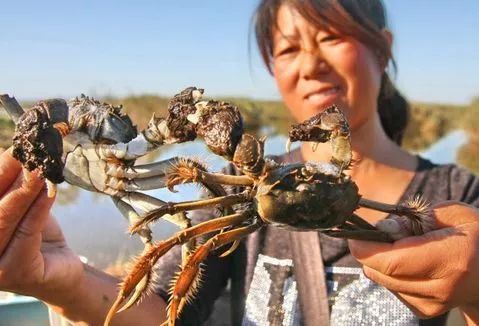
[46, 181, 57, 198]
[23, 168, 33, 182]
[23, 168, 44, 185]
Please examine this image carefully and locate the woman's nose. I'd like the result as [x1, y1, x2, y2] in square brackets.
[299, 50, 331, 79]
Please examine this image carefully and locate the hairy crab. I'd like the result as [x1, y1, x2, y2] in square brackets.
[0, 88, 435, 326]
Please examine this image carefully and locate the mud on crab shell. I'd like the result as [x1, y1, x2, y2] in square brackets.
[0, 88, 436, 326]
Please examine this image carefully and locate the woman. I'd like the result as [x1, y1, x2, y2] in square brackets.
[0, 1, 478, 325]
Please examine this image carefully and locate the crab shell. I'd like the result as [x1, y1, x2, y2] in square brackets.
[68, 95, 137, 144]
[255, 162, 360, 230]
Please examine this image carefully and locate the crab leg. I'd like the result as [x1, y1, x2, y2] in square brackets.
[114, 193, 198, 261]
[166, 221, 262, 326]
[104, 211, 252, 326]
[358, 197, 430, 222]
[0, 94, 24, 123]
[112, 195, 200, 315]
[122, 163, 228, 197]
[347, 213, 377, 231]
[111, 197, 153, 244]
[120, 192, 199, 262]
[129, 191, 251, 234]
[108, 158, 180, 180]
[166, 161, 255, 188]
[120, 192, 191, 230]
[323, 228, 392, 242]
[96, 155, 228, 197]
[118, 191, 199, 268]
[322, 212, 393, 242]
[110, 197, 155, 318]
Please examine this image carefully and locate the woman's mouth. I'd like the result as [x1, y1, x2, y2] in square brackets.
[304, 86, 341, 107]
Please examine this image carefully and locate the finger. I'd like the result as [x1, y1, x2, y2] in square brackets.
[349, 227, 458, 277]
[2, 187, 55, 259]
[394, 292, 448, 319]
[0, 169, 46, 252]
[364, 272, 452, 319]
[41, 214, 65, 244]
[0, 147, 22, 196]
[362, 265, 439, 299]
[390, 291, 426, 319]
[431, 201, 479, 228]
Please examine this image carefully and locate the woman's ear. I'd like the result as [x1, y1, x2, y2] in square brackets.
[379, 29, 393, 70]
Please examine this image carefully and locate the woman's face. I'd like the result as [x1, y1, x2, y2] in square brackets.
[272, 5, 385, 129]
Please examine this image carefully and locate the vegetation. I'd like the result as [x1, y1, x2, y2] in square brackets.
[0, 118, 14, 149]
[457, 97, 479, 174]
[402, 102, 465, 152]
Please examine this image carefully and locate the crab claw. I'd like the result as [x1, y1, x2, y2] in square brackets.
[104, 292, 128, 326]
[103, 260, 152, 326]
[115, 273, 151, 314]
[105, 233, 189, 325]
[10, 100, 69, 184]
[285, 138, 292, 153]
[0, 94, 24, 123]
[103, 275, 152, 326]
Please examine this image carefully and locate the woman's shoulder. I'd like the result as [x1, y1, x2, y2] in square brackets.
[409, 156, 479, 206]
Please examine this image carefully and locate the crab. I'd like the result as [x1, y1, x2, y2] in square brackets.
[0, 88, 435, 326]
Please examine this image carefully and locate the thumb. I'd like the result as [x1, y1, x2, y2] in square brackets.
[431, 201, 479, 228]
[5, 186, 55, 256]
[348, 201, 478, 274]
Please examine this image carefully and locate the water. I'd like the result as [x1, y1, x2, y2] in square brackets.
[0, 300, 49, 326]
[421, 130, 468, 165]
[52, 131, 467, 270]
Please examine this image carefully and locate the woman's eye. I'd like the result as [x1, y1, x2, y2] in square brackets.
[275, 46, 298, 57]
[320, 34, 340, 43]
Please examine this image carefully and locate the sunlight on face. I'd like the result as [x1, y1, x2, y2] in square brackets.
[272, 5, 384, 130]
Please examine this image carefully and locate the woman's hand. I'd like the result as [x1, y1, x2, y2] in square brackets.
[0, 148, 168, 325]
[0, 148, 84, 303]
[349, 201, 479, 323]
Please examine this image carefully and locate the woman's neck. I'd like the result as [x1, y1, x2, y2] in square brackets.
[300, 113, 417, 179]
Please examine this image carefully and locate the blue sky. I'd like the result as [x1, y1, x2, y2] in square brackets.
[1, 0, 478, 104]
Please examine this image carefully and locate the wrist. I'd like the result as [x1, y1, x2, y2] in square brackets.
[42, 262, 101, 324]
[44, 262, 167, 325]
[44, 262, 135, 324]
[34, 257, 86, 307]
